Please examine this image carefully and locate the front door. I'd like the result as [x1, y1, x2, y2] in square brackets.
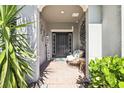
[52, 32, 72, 58]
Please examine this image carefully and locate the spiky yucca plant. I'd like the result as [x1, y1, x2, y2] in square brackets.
[0, 5, 35, 88]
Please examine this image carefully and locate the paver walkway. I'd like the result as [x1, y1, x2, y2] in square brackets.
[43, 59, 84, 88]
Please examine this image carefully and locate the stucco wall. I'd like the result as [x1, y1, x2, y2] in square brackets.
[19, 5, 40, 82]
[102, 5, 121, 56]
[89, 5, 102, 24]
[19, 5, 37, 17]
[39, 16, 47, 65]
[88, 5, 121, 58]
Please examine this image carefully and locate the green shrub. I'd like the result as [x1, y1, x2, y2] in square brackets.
[88, 55, 124, 88]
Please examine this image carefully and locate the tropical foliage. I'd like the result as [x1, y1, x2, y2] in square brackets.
[0, 5, 35, 88]
[88, 55, 124, 88]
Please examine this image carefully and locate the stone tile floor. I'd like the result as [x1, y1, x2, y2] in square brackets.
[42, 59, 84, 88]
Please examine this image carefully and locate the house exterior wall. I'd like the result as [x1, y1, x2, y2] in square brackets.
[19, 5, 40, 82]
[39, 16, 47, 65]
[88, 5, 121, 60]
[102, 5, 121, 57]
[89, 5, 102, 24]
[19, 5, 123, 82]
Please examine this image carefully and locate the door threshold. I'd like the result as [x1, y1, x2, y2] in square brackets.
[53, 58, 66, 62]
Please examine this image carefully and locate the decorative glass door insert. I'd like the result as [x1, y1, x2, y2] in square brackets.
[52, 32, 72, 58]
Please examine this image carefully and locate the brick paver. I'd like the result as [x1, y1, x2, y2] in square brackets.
[43, 59, 83, 88]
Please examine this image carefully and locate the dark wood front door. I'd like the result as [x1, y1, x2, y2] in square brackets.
[52, 32, 72, 58]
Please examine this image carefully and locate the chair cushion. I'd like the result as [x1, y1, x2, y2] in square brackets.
[73, 50, 84, 58]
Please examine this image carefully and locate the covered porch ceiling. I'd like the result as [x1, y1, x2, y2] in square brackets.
[40, 5, 85, 23]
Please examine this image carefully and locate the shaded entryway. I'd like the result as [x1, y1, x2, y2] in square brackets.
[52, 32, 73, 58]
[43, 59, 83, 88]
[38, 5, 87, 88]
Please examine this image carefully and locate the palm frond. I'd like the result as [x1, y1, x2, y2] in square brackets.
[0, 5, 35, 88]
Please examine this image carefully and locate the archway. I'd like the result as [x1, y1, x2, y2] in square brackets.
[37, 5, 89, 87]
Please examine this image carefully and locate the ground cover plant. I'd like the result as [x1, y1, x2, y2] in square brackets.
[88, 55, 124, 88]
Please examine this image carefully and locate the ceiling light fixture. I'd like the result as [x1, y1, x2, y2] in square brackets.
[61, 10, 64, 14]
[72, 13, 79, 17]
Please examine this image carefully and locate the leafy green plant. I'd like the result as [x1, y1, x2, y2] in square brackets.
[88, 55, 124, 88]
[0, 5, 35, 88]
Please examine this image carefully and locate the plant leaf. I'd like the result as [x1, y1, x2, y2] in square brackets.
[5, 26, 10, 40]
[10, 72, 17, 88]
[0, 49, 6, 64]
[9, 43, 21, 71]
[119, 82, 124, 88]
[119, 67, 124, 74]
[0, 60, 8, 87]
[15, 22, 34, 30]
[0, 20, 3, 25]
[101, 66, 110, 75]
[106, 73, 117, 87]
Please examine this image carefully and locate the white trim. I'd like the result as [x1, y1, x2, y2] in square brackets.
[51, 26, 74, 32]
[89, 24, 102, 60]
[51, 29, 73, 32]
